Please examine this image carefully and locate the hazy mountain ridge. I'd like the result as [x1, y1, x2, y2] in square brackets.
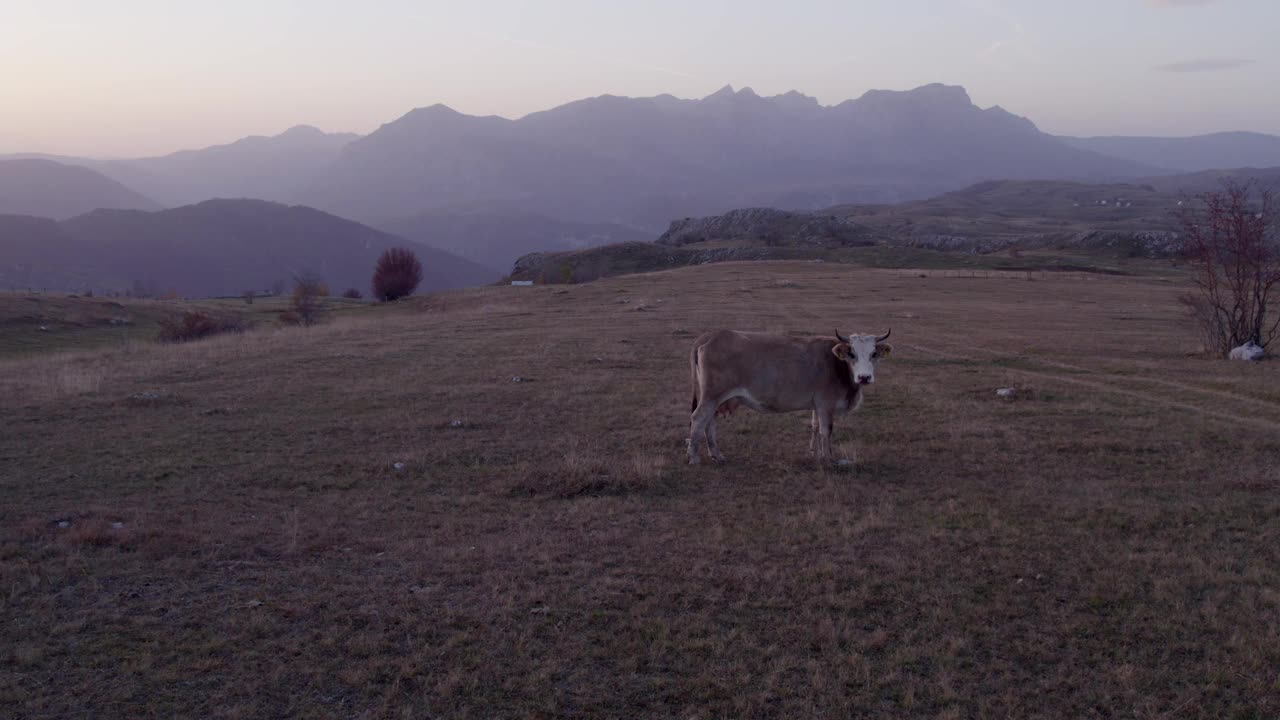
[97, 125, 361, 207]
[1, 126, 361, 209]
[1060, 132, 1280, 173]
[0, 159, 161, 219]
[0, 199, 494, 296]
[306, 83, 1153, 229]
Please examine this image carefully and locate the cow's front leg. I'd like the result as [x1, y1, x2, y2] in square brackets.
[809, 410, 818, 453]
[815, 409, 834, 462]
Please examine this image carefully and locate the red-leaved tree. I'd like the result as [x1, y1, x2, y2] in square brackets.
[1178, 180, 1279, 356]
[372, 247, 423, 302]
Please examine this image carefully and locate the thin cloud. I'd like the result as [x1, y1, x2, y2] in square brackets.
[1154, 57, 1254, 72]
[1146, 0, 1221, 6]
[964, 0, 1038, 63]
[978, 40, 1013, 59]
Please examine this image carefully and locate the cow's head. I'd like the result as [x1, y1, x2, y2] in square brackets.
[833, 329, 892, 385]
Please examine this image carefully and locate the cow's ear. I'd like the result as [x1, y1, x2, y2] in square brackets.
[832, 343, 851, 360]
[875, 342, 893, 358]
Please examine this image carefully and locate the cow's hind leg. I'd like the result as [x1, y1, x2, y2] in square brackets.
[688, 401, 717, 465]
[809, 410, 819, 453]
[706, 416, 726, 463]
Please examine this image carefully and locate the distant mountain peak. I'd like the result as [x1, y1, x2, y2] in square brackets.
[280, 124, 325, 138]
[770, 90, 822, 112]
[404, 103, 465, 119]
[705, 84, 737, 100]
[853, 83, 975, 109]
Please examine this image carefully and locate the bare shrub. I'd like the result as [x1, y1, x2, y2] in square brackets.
[285, 273, 329, 326]
[341, 288, 363, 300]
[242, 290, 256, 305]
[372, 248, 423, 302]
[156, 311, 246, 343]
[1178, 180, 1279, 355]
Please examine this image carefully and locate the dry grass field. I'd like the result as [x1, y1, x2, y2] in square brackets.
[2, 261, 1278, 718]
[0, 292, 371, 359]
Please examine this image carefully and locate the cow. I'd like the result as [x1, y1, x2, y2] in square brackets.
[687, 328, 892, 465]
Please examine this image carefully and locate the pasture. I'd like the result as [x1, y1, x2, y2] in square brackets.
[2, 261, 1278, 718]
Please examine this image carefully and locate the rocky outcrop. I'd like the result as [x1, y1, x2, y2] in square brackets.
[657, 208, 876, 248]
[1071, 230, 1181, 258]
[899, 230, 1180, 258]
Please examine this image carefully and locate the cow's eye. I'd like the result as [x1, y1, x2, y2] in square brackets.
[872, 351, 880, 359]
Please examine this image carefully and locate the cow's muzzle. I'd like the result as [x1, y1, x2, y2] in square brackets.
[856, 375, 873, 385]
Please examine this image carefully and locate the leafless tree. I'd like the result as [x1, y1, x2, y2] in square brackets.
[1178, 180, 1279, 356]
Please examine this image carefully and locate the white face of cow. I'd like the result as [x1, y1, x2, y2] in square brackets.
[833, 331, 892, 385]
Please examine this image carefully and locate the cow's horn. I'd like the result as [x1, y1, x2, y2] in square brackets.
[876, 328, 891, 342]
[834, 328, 848, 343]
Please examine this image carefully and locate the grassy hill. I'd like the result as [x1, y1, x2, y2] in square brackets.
[0, 199, 497, 297]
[2, 261, 1277, 717]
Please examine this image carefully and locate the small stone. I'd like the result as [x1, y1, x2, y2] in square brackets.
[511, 376, 524, 383]
[448, 420, 465, 428]
[38, 325, 50, 332]
[110, 521, 125, 530]
[1228, 341, 1264, 361]
[392, 462, 406, 471]
[246, 599, 264, 608]
[996, 388, 1017, 398]
[56, 519, 71, 529]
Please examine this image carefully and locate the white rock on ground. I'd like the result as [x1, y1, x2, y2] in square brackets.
[1228, 342, 1265, 361]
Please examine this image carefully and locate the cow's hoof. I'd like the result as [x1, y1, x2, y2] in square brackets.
[688, 457, 702, 466]
[712, 454, 727, 464]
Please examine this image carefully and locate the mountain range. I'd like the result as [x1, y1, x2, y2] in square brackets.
[4, 82, 1280, 293]
[302, 84, 1153, 228]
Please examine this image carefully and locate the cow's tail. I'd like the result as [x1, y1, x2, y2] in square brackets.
[689, 343, 700, 414]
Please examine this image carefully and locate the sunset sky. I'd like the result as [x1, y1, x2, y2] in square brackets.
[2, 0, 1276, 157]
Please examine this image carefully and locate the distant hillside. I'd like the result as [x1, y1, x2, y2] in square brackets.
[1060, 132, 1280, 173]
[510, 178, 1198, 284]
[0, 159, 160, 219]
[827, 179, 1182, 256]
[378, 210, 649, 272]
[303, 84, 1152, 227]
[0, 199, 496, 296]
[3, 127, 359, 209]
[1138, 166, 1280, 195]
[99, 125, 360, 207]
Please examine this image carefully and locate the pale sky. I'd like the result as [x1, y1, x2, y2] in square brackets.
[2, 0, 1277, 157]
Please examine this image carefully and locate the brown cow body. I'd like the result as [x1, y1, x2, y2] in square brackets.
[687, 329, 891, 464]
